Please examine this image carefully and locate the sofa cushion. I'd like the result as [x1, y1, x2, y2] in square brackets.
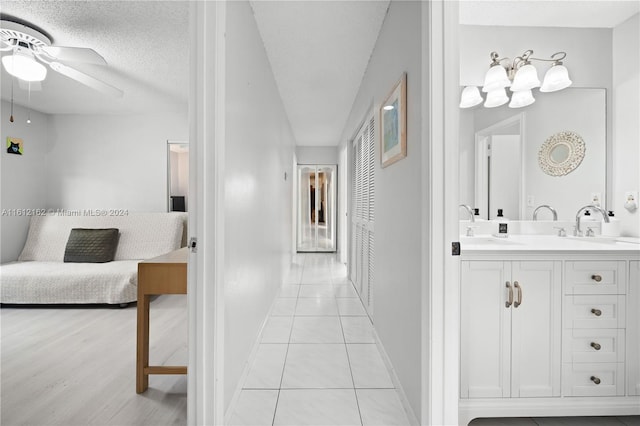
[19, 213, 186, 262]
[64, 228, 120, 263]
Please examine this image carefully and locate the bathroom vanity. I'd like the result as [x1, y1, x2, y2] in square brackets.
[458, 235, 640, 424]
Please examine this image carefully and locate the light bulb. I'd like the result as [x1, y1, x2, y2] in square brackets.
[484, 88, 509, 108]
[459, 86, 483, 108]
[540, 64, 572, 92]
[510, 64, 540, 91]
[482, 65, 511, 93]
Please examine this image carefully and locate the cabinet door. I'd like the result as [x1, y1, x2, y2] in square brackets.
[510, 261, 562, 397]
[628, 260, 640, 395]
[460, 261, 511, 398]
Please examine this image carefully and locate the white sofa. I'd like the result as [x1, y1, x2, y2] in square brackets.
[0, 212, 186, 305]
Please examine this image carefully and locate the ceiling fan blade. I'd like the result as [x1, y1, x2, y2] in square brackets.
[50, 62, 123, 98]
[18, 80, 42, 91]
[41, 46, 107, 65]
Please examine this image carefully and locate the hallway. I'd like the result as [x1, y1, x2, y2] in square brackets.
[227, 253, 412, 426]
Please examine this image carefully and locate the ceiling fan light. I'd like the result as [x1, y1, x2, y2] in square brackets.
[540, 64, 572, 92]
[2, 49, 47, 82]
[484, 88, 509, 108]
[459, 86, 483, 108]
[482, 65, 511, 93]
[509, 89, 535, 108]
[510, 64, 540, 91]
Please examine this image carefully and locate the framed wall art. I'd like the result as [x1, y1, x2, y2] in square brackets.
[6, 137, 23, 155]
[380, 73, 407, 167]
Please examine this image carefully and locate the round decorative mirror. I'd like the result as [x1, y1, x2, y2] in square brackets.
[538, 131, 585, 176]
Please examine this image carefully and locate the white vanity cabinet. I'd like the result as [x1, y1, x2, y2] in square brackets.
[460, 260, 562, 398]
[628, 261, 640, 396]
[458, 239, 640, 425]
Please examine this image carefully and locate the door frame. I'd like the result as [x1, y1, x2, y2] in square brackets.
[188, 1, 226, 424]
[424, 1, 460, 424]
[296, 164, 338, 253]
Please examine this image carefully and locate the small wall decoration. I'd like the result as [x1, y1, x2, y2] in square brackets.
[380, 73, 407, 168]
[538, 131, 585, 176]
[6, 137, 23, 155]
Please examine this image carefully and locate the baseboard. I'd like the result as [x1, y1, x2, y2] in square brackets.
[372, 327, 420, 426]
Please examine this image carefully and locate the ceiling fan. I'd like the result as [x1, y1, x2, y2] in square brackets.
[0, 19, 123, 98]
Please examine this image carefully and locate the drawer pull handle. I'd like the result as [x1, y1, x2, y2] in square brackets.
[590, 342, 602, 351]
[591, 274, 602, 282]
[591, 308, 602, 316]
[590, 376, 601, 385]
[505, 282, 513, 308]
[514, 281, 522, 308]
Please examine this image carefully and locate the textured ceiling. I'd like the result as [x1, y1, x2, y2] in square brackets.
[0, 1, 189, 115]
[250, 0, 390, 146]
[460, 0, 640, 28]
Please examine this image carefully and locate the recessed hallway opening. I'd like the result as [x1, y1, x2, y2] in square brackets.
[226, 253, 411, 425]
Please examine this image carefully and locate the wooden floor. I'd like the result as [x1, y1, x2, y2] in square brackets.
[1, 295, 187, 426]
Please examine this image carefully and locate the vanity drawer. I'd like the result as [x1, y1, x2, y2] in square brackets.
[564, 295, 625, 329]
[562, 362, 624, 397]
[564, 261, 626, 295]
[562, 329, 625, 363]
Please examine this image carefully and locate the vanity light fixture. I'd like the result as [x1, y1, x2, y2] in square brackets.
[460, 50, 572, 109]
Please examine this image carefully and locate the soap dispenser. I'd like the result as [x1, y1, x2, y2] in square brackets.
[602, 211, 621, 237]
[493, 208, 509, 238]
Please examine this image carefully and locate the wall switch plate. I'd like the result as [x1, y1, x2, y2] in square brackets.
[591, 192, 601, 206]
[527, 195, 535, 207]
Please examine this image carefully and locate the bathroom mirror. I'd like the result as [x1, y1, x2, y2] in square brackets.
[538, 131, 586, 177]
[460, 88, 606, 221]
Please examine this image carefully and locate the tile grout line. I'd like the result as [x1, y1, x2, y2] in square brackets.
[336, 271, 365, 426]
[270, 254, 305, 426]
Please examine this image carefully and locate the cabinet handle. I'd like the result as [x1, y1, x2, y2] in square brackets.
[591, 308, 602, 317]
[590, 376, 601, 385]
[505, 281, 513, 308]
[513, 281, 522, 308]
[590, 342, 602, 351]
[591, 274, 602, 282]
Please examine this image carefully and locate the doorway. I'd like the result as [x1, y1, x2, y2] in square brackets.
[296, 164, 337, 252]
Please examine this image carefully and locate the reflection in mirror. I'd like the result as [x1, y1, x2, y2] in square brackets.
[550, 143, 570, 164]
[167, 141, 189, 212]
[459, 88, 606, 221]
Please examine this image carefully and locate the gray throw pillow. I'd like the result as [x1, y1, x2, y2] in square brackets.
[64, 228, 120, 263]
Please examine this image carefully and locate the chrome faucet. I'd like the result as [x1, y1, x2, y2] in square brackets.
[533, 204, 558, 221]
[575, 204, 609, 236]
[459, 204, 475, 223]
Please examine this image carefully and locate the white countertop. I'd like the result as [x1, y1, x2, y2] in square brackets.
[460, 234, 640, 255]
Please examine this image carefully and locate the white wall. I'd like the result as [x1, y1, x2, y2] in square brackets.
[295, 146, 338, 165]
[339, 1, 423, 419]
[0, 101, 50, 262]
[223, 0, 296, 410]
[613, 13, 640, 237]
[46, 113, 187, 212]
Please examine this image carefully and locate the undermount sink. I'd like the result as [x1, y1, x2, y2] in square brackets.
[460, 236, 522, 245]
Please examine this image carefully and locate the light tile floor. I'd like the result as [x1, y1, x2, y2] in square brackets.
[228, 253, 640, 426]
[227, 253, 412, 426]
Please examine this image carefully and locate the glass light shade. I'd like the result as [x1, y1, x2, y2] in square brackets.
[540, 64, 572, 92]
[459, 86, 483, 108]
[509, 89, 535, 108]
[484, 88, 509, 108]
[510, 64, 540, 91]
[482, 65, 511, 92]
[2, 50, 47, 82]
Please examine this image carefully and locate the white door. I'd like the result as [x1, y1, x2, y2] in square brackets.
[350, 113, 375, 313]
[460, 261, 512, 398]
[510, 261, 562, 397]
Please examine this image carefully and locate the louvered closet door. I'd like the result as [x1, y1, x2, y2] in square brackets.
[350, 114, 375, 314]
